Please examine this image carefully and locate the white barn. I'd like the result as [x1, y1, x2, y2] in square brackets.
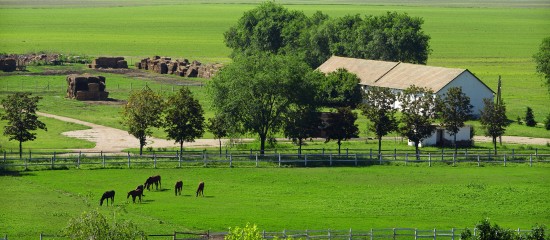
[317, 56, 494, 116]
[408, 126, 472, 147]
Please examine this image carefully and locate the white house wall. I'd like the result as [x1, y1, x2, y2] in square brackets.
[437, 71, 494, 117]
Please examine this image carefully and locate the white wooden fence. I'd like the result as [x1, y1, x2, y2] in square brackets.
[1, 150, 549, 170]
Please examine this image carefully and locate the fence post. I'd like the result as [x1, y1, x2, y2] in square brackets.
[354, 153, 358, 166]
[406, 153, 408, 164]
[477, 154, 480, 167]
[349, 228, 352, 240]
[25, 156, 28, 170]
[429, 153, 431, 167]
[433, 228, 437, 240]
[530, 154, 532, 167]
[441, 148, 444, 161]
[328, 229, 331, 240]
[465, 148, 468, 158]
[40, 233, 43, 240]
[229, 154, 232, 168]
[278, 153, 281, 167]
[370, 229, 373, 240]
[51, 152, 56, 169]
[154, 153, 157, 168]
[29, 150, 32, 162]
[452, 228, 455, 240]
[256, 153, 259, 167]
[330, 154, 333, 166]
[127, 152, 130, 168]
[305, 154, 307, 167]
[203, 150, 207, 167]
[504, 154, 507, 167]
[379, 153, 382, 165]
[535, 148, 538, 157]
[415, 228, 418, 240]
[77, 151, 81, 169]
[102, 153, 106, 168]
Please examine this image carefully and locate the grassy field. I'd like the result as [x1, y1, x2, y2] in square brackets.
[0, 166, 548, 238]
[1, 1, 549, 128]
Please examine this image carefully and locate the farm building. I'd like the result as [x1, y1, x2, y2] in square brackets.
[407, 125, 473, 147]
[317, 56, 494, 116]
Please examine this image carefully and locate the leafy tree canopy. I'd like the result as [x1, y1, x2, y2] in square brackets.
[209, 53, 317, 154]
[324, 107, 359, 155]
[164, 87, 205, 153]
[321, 68, 363, 108]
[1, 92, 47, 158]
[479, 98, 509, 155]
[437, 86, 473, 153]
[225, 2, 431, 68]
[533, 36, 550, 94]
[360, 86, 398, 155]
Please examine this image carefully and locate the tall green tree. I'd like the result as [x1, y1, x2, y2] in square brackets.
[324, 107, 359, 155]
[533, 36, 550, 94]
[479, 98, 509, 155]
[524, 107, 537, 127]
[209, 53, 315, 154]
[360, 86, 398, 156]
[1, 92, 47, 158]
[398, 85, 437, 159]
[322, 68, 363, 108]
[163, 87, 205, 154]
[284, 106, 321, 155]
[437, 87, 473, 155]
[121, 85, 164, 155]
[207, 114, 228, 156]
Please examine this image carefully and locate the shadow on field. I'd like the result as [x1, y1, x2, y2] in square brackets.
[0, 169, 35, 177]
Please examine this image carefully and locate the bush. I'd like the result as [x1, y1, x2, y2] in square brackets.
[525, 107, 536, 127]
[544, 113, 550, 130]
[225, 223, 262, 240]
[461, 219, 546, 240]
[63, 209, 146, 240]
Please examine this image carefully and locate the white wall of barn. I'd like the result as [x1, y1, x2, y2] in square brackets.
[437, 71, 494, 117]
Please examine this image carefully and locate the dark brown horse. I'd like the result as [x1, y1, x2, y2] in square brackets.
[144, 175, 161, 190]
[136, 185, 145, 196]
[127, 188, 143, 203]
[196, 182, 204, 197]
[175, 181, 183, 196]
[100, 190, 115, 206]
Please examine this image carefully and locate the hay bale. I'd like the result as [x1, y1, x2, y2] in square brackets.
[185, 67, 198, 77]
[116, 60, 128, 69]
[160, 62, 168, 74]
[0, 58, 16, 72]
[88, 83, 99, 92]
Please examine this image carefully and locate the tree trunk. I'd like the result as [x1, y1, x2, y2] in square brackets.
[139, 136, 146, 156]
[19, 140, 22, 159]
[259, 134, 266, 155]
[179, 141, 184, 156]
[337, 139, 342, 155]
[377, 136, 382, 156]
[218, 138, 222, 157]
[298, 138, 303, 156]
[415, 141, 420, 161]
[493, 136, 498, 156]
[454, 134, 458, 156]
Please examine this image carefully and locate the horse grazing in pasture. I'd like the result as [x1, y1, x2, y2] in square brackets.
[144, 175, 161, 190]
[127, 188, 143, 203]
[136, 185, 145, 196]
[175, 181, 183, 196]
[196, 182, 204, 197]
[100, 190, 115, 206]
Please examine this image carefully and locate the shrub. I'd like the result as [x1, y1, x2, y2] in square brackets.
[525, 107, 536, 127]
[544, 113, 550, 130]
[461, 219, 546, 240]
[63, 209, 145, 240]
[225, 223, 263, 240]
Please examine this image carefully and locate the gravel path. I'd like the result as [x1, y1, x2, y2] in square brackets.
[38, 112, 549, 153]
[38, 112, 226, 153]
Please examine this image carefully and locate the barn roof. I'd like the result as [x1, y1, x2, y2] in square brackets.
[317, 56, 488, 93]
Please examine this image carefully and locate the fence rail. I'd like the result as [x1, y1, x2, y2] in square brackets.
[28, 227, 535, 239]
[1, 150, 549, 170]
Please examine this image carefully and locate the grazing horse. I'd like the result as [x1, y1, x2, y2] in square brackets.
[175, 181, 183, 196]
[144, 175, 161, 190]
[136, 185, 145, 196]
[196, 182, 204, 197]
[127, 188, 143, 203]
[100, 190, 115, 206]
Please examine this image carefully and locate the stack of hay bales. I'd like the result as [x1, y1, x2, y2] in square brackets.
[66, 74, 109, 101]
[0, 58, 17, 72]
[88, 57, 127, 69]
[136, 56, 222, 79]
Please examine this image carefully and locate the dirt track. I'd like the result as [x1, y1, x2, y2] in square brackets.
[38, 112, 226, 153]
[38, 112, 549, 152]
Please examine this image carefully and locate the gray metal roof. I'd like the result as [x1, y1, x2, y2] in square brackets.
[317, 56, 474, 92]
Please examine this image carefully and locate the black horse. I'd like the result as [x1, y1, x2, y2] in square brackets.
[196, 182, 204, 197]
[136, 184, 145, 196]
[127, 188, 143, 203]
[144, 175, 161, 190]
[100, 190, 115, 206]
[175, 181, 183, 196]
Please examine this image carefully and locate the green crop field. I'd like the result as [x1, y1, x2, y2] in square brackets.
[0, 166, 548, 238]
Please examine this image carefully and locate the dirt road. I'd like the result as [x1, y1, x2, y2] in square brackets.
[38, 112, 225, 153]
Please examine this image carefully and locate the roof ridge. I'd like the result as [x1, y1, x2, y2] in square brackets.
[374, 61, 401, 83]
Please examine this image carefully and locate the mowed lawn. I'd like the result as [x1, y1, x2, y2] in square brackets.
[0, 166, 548, 238]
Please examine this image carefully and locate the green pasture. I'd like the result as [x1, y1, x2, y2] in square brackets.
[0, 166, 548, 238]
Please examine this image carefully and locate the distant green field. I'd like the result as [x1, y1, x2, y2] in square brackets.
[1, 166, 548, 238]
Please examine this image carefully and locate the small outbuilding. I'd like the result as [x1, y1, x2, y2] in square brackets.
[317, 56, 494, 116]
[408, 125, 473, 147]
